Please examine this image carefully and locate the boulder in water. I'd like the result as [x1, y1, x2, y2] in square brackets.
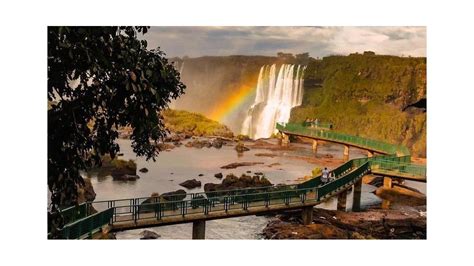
[140, 230, 161, 239]
[204, 174, 274, 193]
[161, 189, 187, 201]
[220, 162, 264, 169]
[212, 138, 225, 149]
[235, 142, 250, 152]
[214, 173, 223, 179]
[112, 174, 139, 181]
[139, 167, 149, 173]
[179, 179, 202, 189]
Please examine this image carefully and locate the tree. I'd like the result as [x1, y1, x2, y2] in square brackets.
[47, 27, 185, 227]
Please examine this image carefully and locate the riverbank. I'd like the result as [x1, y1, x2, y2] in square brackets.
[262, 206, 426, 239]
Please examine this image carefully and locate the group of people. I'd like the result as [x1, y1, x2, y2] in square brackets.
[303, 117, 319, 128]
[321, 167, 335, 185]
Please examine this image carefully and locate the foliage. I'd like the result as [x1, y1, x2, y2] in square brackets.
[162, 109, 233, 137]
[293, 53, 426, 157]
[311, 167, 322, 177]
[48, 26, 186, 212]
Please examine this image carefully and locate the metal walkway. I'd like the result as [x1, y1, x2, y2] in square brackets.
[51, 123, 426, 239]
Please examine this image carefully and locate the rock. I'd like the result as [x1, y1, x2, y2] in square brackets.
[139, 193, 160, 213]
[220, 162, 264, 169]
[262, 207, 426, 239]
[254, 172, 264, 175]
[246, 170, 251, 173]
[179, 179, 202, 189]
[198, 174, 204, 176]
[214, 173, 223, 179]
[211, 138, 225, 149]
[235, 142, 250, 152]
[173, 141, 183, 147]
[203, 140, 212, 148]
[185, 139, 212, 149]
[157, 142, 175, 151]
[112, 174, 139, 181]
[235, 134, 251, 141]
[375, 186, 426, 206]
[161, 189, 187, 201]
[140, 230, 161, 239]
[93, 155, 137, 178]
[255, 153, 277, 158]
[139, 167, 149, 173]
[117, 153, 124, 156]
[262, 221, 349, 239]
[268, 163, 281, 167]
[204, 174, 273, 193]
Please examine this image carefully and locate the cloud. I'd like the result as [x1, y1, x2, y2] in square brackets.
[143, 26, 426, 58]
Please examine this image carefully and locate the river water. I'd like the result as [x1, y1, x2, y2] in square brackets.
[88, 138, 424, 239]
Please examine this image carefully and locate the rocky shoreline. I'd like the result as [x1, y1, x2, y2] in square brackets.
[262, 206, 426, 239]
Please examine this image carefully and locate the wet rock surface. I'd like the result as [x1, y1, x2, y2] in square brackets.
[204, 173, 272, 193]
[179, 179, 202, 189]
[262, 207, 426, 239]
[220, 162, 264, 169]
[235, 142, 250, 152]
[112, 174, 140, 181]
[140, 230, 161, 239]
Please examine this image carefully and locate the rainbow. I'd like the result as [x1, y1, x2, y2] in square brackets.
[208, 84, 256, 122]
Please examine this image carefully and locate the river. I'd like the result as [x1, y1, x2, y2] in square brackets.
[87, 138, 424, 239]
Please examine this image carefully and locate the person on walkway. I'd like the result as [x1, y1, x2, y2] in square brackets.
[322, 167, 329, 184]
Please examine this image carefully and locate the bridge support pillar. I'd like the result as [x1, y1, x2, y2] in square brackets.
[337, 190, 347, 211]
[312, 140, 318, 154]
[343, 145, 350, 162]
[352, 178, 362, 212]
[282, 133, 290, 147]
[301, 206, 313, 225]
[383, 177, 392, 189]
[367, 150, 374, 158]
[192, 220, 206, 239]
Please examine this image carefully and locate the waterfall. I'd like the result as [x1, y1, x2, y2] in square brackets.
[241, 64, 305, 139]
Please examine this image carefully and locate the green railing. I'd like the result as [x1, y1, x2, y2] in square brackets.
[86, 186, 317, 225]
[318, 162, 370, 200]
[370, 159, 426, 177]
[59, 208, 114, 239]
[48, 203, 91, 234]
[277, 122, 425, 181]
[301, 121, 333, 130]
[277, 123, 409, 156]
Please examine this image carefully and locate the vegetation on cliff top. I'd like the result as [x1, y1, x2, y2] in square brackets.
[162, 109, 234, 137]
[292, 53, 426, 157]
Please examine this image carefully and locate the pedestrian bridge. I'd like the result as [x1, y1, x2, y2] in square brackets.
[50, 122, 426, 239]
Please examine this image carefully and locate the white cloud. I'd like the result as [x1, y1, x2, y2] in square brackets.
[143, 26, 426, 58]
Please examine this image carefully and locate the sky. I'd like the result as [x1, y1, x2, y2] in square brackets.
[143, 26, 426, 58]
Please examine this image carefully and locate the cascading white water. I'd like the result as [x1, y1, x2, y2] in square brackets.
[241, 64, 305, 139]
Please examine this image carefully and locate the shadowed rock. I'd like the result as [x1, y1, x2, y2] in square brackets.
[220, 162, 264, 169]
[179, 179, 202, 189]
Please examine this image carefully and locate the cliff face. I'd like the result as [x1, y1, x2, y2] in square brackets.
[291, 54, 426, 157]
